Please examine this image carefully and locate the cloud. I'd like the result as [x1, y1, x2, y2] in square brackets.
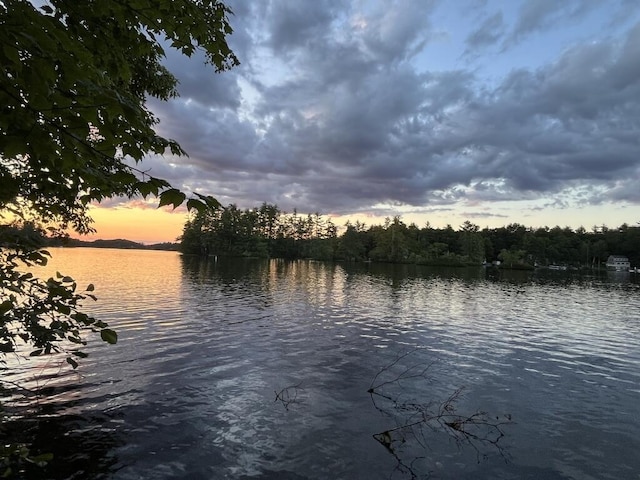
[503, 0, 591, 49]
[163, 52, 242, 111]
[141, 1, 640, 219]
[265, 0, 342, 54]
[464, 12, 505, 54]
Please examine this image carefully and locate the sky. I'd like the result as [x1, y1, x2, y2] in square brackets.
[85, 0, 640, 243]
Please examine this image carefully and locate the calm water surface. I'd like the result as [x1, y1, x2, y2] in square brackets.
[4, 248, 640, 479]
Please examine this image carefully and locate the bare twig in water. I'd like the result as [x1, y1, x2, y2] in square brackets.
[369, 348, 435, 393]
[274, 382, 303, 410]
[0, 379, 40, 398]
[369, 350, 513, 478]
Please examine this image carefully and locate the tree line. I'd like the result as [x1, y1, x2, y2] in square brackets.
[180, 203, 338, 260]
[180, 205, 640, 269]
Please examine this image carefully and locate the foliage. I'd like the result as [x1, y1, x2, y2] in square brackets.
[182, 207, 640, 269]
[1, 1, 238, 471]
[0, 222, 116, 365]
[0, 442, 53, 479]
[497, 248, 527, 269]
[459, 221, 484, 264]
[1, 0, 237, 363]
[337, 221, 369, 261]
[1, 0, 236, 230]
[180, 203, 338, 260]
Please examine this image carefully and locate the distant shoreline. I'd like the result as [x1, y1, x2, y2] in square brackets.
[49, 238, 180, 251]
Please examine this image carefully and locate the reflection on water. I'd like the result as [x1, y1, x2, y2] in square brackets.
[2, 249, 640, 479]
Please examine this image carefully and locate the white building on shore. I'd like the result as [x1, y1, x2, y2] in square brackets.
[606, 255, 630, 271]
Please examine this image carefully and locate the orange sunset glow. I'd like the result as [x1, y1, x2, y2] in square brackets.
[77, 204, 189, 244]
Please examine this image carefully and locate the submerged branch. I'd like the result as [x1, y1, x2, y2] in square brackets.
[274, 382, 304, 411]
[369, 350, 513, 477]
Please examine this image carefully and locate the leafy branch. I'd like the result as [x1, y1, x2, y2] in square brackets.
[1, 246, 117, 370]
[0, 442, 53, 478]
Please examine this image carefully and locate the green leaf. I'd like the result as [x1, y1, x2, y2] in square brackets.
[158, 188, 186, 209]
[100, 328, 118, 344]
[3, 44, 20, 66]
[66, 357, 78, 369]
[29, 452, 54, 466]
[195, 193, 222, 209]
[134, 180, 157, 198]
[186, 198, 206, 213]
[0, 300, 13, 315]
[86, 283, 95, 292]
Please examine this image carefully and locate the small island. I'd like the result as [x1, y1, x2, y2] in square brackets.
[176, 203, 640, 271]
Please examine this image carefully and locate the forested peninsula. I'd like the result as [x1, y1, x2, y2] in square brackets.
[180, 203, 640, 269]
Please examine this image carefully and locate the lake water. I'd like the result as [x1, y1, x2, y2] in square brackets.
[3, 248, 640, 479]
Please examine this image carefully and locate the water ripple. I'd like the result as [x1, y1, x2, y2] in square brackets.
[6, 250, 640, 480]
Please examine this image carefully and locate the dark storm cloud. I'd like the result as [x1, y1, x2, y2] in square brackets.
[265, 0, 341, 53]
[144, 0, 640, 215]
[473, 28, 640, 191]
[159, 49, 242, 111]
[151, 98, 259, 170]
